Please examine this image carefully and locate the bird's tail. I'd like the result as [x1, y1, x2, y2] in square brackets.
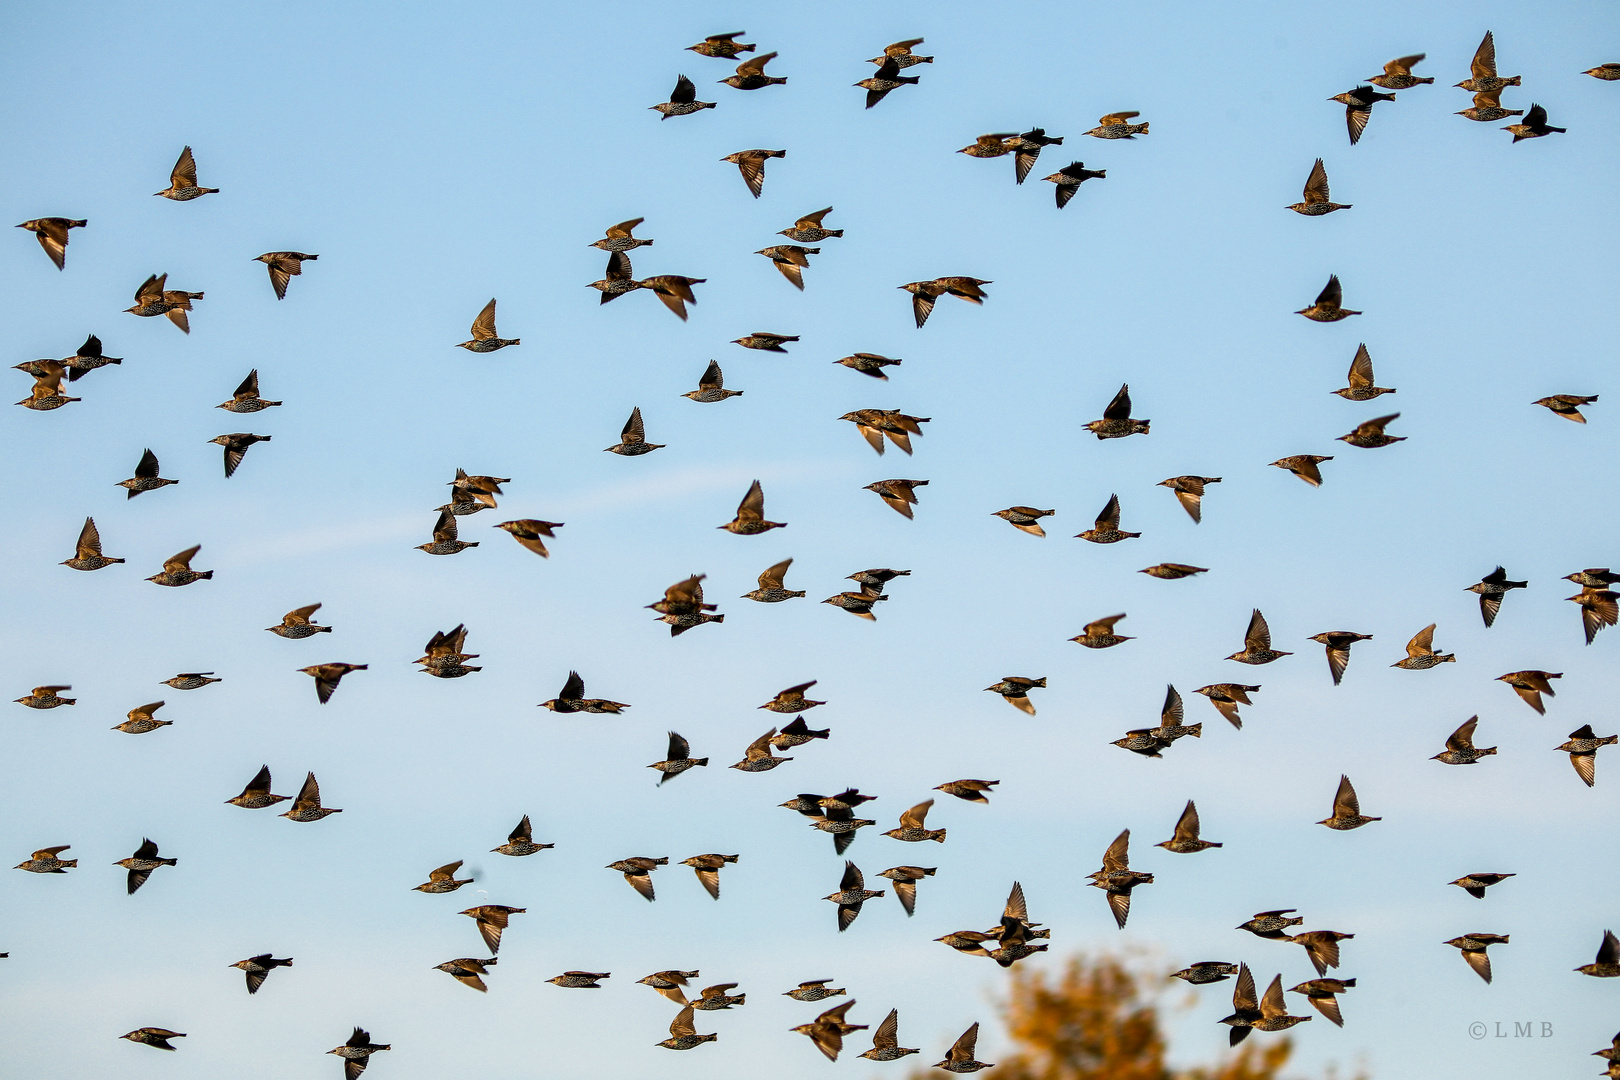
[693, 758, 710, 767]
[199, 571, 215, 580]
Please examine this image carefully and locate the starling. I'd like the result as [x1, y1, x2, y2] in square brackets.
[860, 1008, 921, 1061]
[1432, 716, 1496, 765]
[869, 38, 932, 67]
[1238, 909, 1304, 940]
[1449, 872, 1515, 899]
[588, 249, 643, 303]
[1193, 683, 1259, 729]
[935, 1022, 993, 1072]
[1171, 962, 1239, 985]
[741, 558, 804, 602]
[1456, 86, 1522, 122]
[298, 662, 366, 704]
[1247, 973, 1313, 1034]
[992, 506, 1054, 536]
[1141, 562, 1210, 579]
[121, 1028, 186, 1051]
[253, 251, 316, 300]
[958, 132, 1017, 159]
[1289, 978, 1354, 1027]
[878, 866, 935, 916]
[757, 244, 818, 289]
[209, 432, 271, 478]
[688, 32, 753, 59]
[1041, 160, 1106, 208]
[125, 273, 202, 333]
[1085, 383, 1149, 438]
[864, 478, 926, 518]
[823, 589, 885, 619]
[154, 146, 217, 200]
[1557, 724, 1618, 787]
[1287, 158, 1351, 215]
[1290, 929, 1355, 976]
[820, 788, 879, 811]
[784, 980, 846, 1002]
[1156, 475, 1220, 523]
[435, 956, 495, 992]
[659, 1005, 718, 1051]
[639, 970, 698, 1004]
[15, 685, 74, 709]
[112, 700, 170, 735]
[280, 771, 341, 822]
[1219, 964, 1264, 1045]
[733, 331, 798, 351]
[841, 408, 930, 455]
[16, 361, 79, 410]
[61, 516, 122, 572]
[779, 208, 841, 242]
[721, 148, 785, 198]
[856, 57, 920, 108]
[899, 278, 989, 328]
[1566, 568, 1620, 587]
[1270, 454, 1333, 487]
[1505, 102, 1567, 141]
[416, 624, 478, 677]
[539, 670, 628, 714]
[1369, 51, 1432, 88]
[491, 814, 553, 856]
[1009, 127, 1064, 183]
[328, 1027, 390, 1078]
[683, 359, 742, 402]
[16, 217, 85, 270]
[1318, 774, 1379, 830]
[1467, 566, 1528, 627]
[985, 677, 1044, 715]
[1084, 111, 1148, 138]
[935, 930, 998, 957]
[648, 730, 707, 785]
[761, 681, 825, 714]
[885, 799, 945, 843]
[218, 368, 282, 413]
[731, 728, 792, 771]
[460, 905, 525, 952]
[848, 567, 909, 588]
[267, 603, 331, 639]
[825, 861, 884, 931]
[1575, 930, 1620, 977]
[835, 352, 901, 379]
[682, 853, 738, 899]
[1338, 412, 1404, 448]
[605, 857, 664, 901]
[226, 765, 288, 810]
[1496, 670, 1561, 714]
[417, 510, 477, 555]
[494, 518, 562, 558]
[719, 51, 785, 90]
[232, 954, 293, 995]
[1585, 63, 1620, 79]
[1296, 275, 1360, 321]
[1329, 86, 1395, 144]
[590, 218, 653, 252]
[1091, 829, 1152, 927]
[1533, 393, 1598, 422]
[1457, 32, 1520, 93]
[115, 838, 177, 895]
[1332, 344, 1394, 400]
[691, 982, 746, 1009]
[640, 274, 706, 320]
[1568, 585, 1620, 645]
[651, 575, 725, 636]
[1150, 685, 1201, 745]
[1076, 493, 1140, 543]
[14, 846, 76, 873]
[793, 999, 866, 1060]
[804, 804, 872, 851]
[414, 860, 473, 894]
[720, 479, 786, 534]
[1151, 799, 1219, 854]
[457, 298, 520, 352]
[1393, 623, 1454, 669]
[1228, 609, 1291, 665]
[162, 672, 220, 691]
[60, 333, 123, 381]
[651, 75, 716, 119]
[146, 545, 213, 587]
[1445, 933, 1508, 983]
[1071, 613, 1132, 648]
[547, 971, 610, 989]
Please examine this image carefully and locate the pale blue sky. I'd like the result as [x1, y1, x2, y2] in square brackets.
[3, 2, 1618, 1077]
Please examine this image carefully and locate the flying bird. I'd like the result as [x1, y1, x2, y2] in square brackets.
[719, 51, 785, 90]
[115, 838, 177, 895]
[1504, 103, 1566, 142]
[741, 558, 804, 602]
[1496, 670, 1560, 714]
[1332, 344, 1394, 399]
[1557, 725, 1618, 787]
[1329, 86, 1395, 144]
[1228, 609, 1291, 665]
[280, 772, 341, 822]
[866, 478, 927, 518]
[253, 252, 317, 299]
[824, 861, 884, 931]
[1083, 111, 1148, 138]
[1085, 383, 1149, 438]
[733, 331, 799, 351]
[1269, 454, 1333, 487]
[792, 999, 866, 1060]
[1286, 159, 1350, 215]
[328, 1027, 390, 1079]
[16, 217, 85, 269]
[1318, 775, 1380, 830]
[1457, 31, 1519, 93]
[1393, 623, 1454, 669]
[1466, 566, 1527, 627]
[856, 57, 920, 108]
[1445, 933, 1508, 984]
[683, 359, 742, 402]
[209, 433, 271, 478]
[1533, 393, 1598, 422]
[1075, 493, 1139, 543]
[1432, 716, 1496, 765]
[298, 663, 366, 704]
[61, 516, 122, 571]
[226, 765, 288, 810]
[231, 954, 293, 995]
[590, 218, 653, 252]
[604, 406, 664, 455]
[456, 299, 520, 352]
[125, 273, 202, 333]
[756, 244, 818, 289]
[146, 545, 212, 587]
[1296, 275, 1359, 321]
[1308, 631, 1372, 685]
[720, 479, 786, 534]
[1369, 53, 1432, 89]
[651, 75, 715, 119]
[1041, 161, 1106, 208]
[1156, 799, 1222, 853]
[935, 1021, 993, 1072]
[898, 278, 988, 327]
[687, 32, 753, 59]
[721, 149, 785, 198]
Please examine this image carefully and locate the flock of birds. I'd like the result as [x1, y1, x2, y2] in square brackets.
[8, 22, 1620, 1079]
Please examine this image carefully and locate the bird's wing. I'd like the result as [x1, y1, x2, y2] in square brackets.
[470, 298, 498, 340]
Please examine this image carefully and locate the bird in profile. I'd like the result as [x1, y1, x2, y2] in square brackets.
[267, 603, 331, 639]
[1585, 63, 1620, 79]
[822, 587, 885, 619]
[209, 432, 271, 478]
[721, 149, 785, 199]
[720, 479, 786, 534]
[658, 1005, 718, 1051]
[958, 133, 1017, 159]
[460, 905, 525, 952]
[1239, 909, 1304, 940]
[860, 1008, 920, 1061]
[1296, 275, 1359, 321]
[1076, 493, 1139, 544]
[121, 1028, 186, 1051]
[899, 278, 989, 327]
[163, 672, 220, 690]
[687, 32, 753, 58]
[1041, 161, 1106, 208]
[1223, 968, 1313, 1041]
[1496, 670, 1561, 714]
[1090, 829, 1152, 927]
[147, 545, 213, 587]
[61, 333, 123, 381]
[418, 510, 476, 555]
[1194, 684, 1259, 728]
[603, 407, 664, 456]
[15, 846, 76, 873]
[226, 765, 288, 809]
[112, 701, 170, 735]
[1567, 583, 1619, 645]
[1338, 412, 1404, 448]
[588, 249, 642, 304]
[1393, 623, 1454, 669]
[435, 957, 496, 992]
[731, 728, 792, 771]
[414, 861, 473, 894]
[877, 866, 934, 916]
[651, 574, 724, 636]
[638, 970, 697, 1004]
[328, 1027, 390, 1078]
[539, 670, 627, 713]
[1286, 158, 1350, 215]
[985, 676, 1044, 715]
[886, 799, 946, 843]
[733, 331, 798, 351]
[115, 838, 177, 894]
[61, 517, 122, 571]
[456, 299, 519, 352]
[1318, 775, 1379, 830]
[14, 686, 74, 709]
[935, 1022, 993, 1072]
[1084, 111, 1148, 138]
[124, 273, 203, 333]
[682, 854, 738, 899]
[793, 999, 866, 1060]
[1370, 53, 1432, 88]
[1247, 974, 1315, 1036]
[547, 971, 610, 989]
[683, 359, 742, 402]
[1171, 961, 1239, 985]
[935, 779, 998, 803]
[1008, 128, 1064, 183]
[993, 506, 1054, 536]
[1432, 716, 1496, 765]
[719, 51, 785, 90]
[1466, 566, 1527, 627]
[1157, 475, 1220, 523]
[1332, 344, 1394, 400]
[1445, 933, 1508, 983]
[1071, 613, 1132, 648]
[1533, 393, 1598, 422]
[1139, 563, 1208, 579]
[690, 982, 746, 1010]
[15, 361, 78, 411]
[1156, 799, 1222, 853]
[590, 218, 653, 252]
[1308, 631, 1373, 685]
[741, 558, 804, 602]
[1457, 31, 1519, 93]
[280, 772, 341, 822]
[1449, 872, 1515, 899]
[1150, 685, 1201, 746]
[825, 861, 884, 931]
[641, 273, 706, 320]
[808, 803, 876, 855]
[841, 408, 930, 454]
[1557, 725, 1618, 787]
[1269, 454, 1333, 487]
[1456, 86, 1521, 123]
[1329, 86, 1395, 144]
[154, 146, 217, 200]
[16, 217, 85, 269]
[1575, 930, 1620, 977]
[253, 252, 317, 300]
[218, 368, 282, 413]
[856, 57, 920, 108]
[776, 209, 841, 244]
[494, 518, 562, 558]
[651, 75, 715, 118]
[784, 980, 846, 1002]
[757, 244, 819, 289]
[1085, 383, 1149, 438]
[231, 954, 293, 995]
[1504, 103, 1566, 142]
[298, 662, 366, 704]
[871, 37, 932, 67]
[491, 814, 553, 856]
[1228, 609, 1291, 665]
[761, 681, 824, 713]
[866, 478, 927, 518]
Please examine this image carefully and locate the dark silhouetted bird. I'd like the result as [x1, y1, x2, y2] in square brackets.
[122, 1028, 186, 1051]
[1505, 103, 1566, 141]
[1467, 566, 1527, 627]
[866, 478, 927, 518]
[856, 58, 919, 108]
[1444, 933, 1508, 983]
[231, 954, 293, 994]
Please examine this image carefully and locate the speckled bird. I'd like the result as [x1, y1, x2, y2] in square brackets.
[456, 299, 519, 352]
[1329, 86, 1394, 144]
[1041, 161, 1105, 208]
[1466, 566, 1527, 627]
[899, 278, 989, 328]
[1270, 454, 1333, 487]
[1227, 609, 1290, 665]
[984, 677, 1044, 715]
[741, 558, 804, 603]
[1568, 584, 1619, 645]
[731, 728, 792, 771]
[146, 545, 212, 587]
[719, 51, 785, 90]
[779, 208, 841, 243]
[298, 662, 366, 704]
[932, 780, 996, 805]
[17, 217, 85, 270]
[415, 624, 477, 676]
[1339, 412, 1404, 448]
[1318, 774, 1379, 830]
[154, 146, 217, 200]
[16, 362, 78, 410]
[793, 999, 866, 1060]
[122, 1028, 186, 1051]
[877, 866, 934, 916]
[722, 149, 785, 199]
[328, 1027, 389, 1078]
[1445, 933, 1508, 983]
[539, 669, 627, 713]
[683, 359, 742, 402]
[691, 982, 746, 1010]
[935, 1022, 993, 1073]
[688, 32, 753, 59]
[785, 980, 846, 1003]
[841, 408, 930, 455]
[417, 510, 477, 555]
[1575, 930, 1620, 977]
[822, 589, 885, 619]
[860, 1008, 920, 1061]
[991, 506, 1053, 537]
[1193, 683, 1259, 729]
[115, 838, 176, 894]
[15, 685, 74, 709]
[1505, 102, 1567, 141]
[871, 38, 932, 68]
[253, 251, 316, 300]
[60, 333, 122, 381]
[1157, 799, 1222, 853]
[1150, 685, 1201, 745]
[1076, 493, 1140, 544]
[885, 799, 945, 844]
[733, 332, 798, 351]
[413, 860, 472, 894]
[659, 1004, 718, 1051]
[232, 954, 293, 995]
[1533, 393, 1598, 422]
[856, 57, 920, 108]
[61, 516, 122, 571]
[547, 971, 610, 989]
[1296, 275, 1359, 321]
[1331, 344, 1393, 400]
[832, 353, 900, 381]
[124, 273, 202, 333]
[1090, 829, 1152, 928]
[112, 701, 170, 735]
[116, 449, 176, 498]
[681, 854, 737, 900]
[1154, 475, 1219, 523]
[1085, 383, 1149, 438]
[1141, 563, 1210, 580]
[434, 956, 495, 992]
[590, 218, 653, 253]
[1585, 63, 1620, 80]
[460, 905, 524, 952]
[760, 681, 824, 714]
[1393, 623, 1454, 669]
[1496, 670, 1560, 714]
[209, 432, 271, 478]
[1172, 962, 1239, 985]
[218, 368, 282, 413]
[589, 249, 643, 303]
[1458, 32, 1519, 93]
[266, 603, 331, 639]
[1432, 716, 1495, 765]
[1289, 978, 1354, 1027]
[651, 75, 715, 119]
[491, 814, 552, 856]
[1557, 724, 1618, 787]
[757, 244, 819, 289]
[162, 672, 220, 691]
[639, 970, 698, 1004]
[1008, 128, 1063, 184]
[641, 273, 706, 320]
[958, 133, 1017, 159]
[15, 845, 75, 873]
[720, 479, 785, 534]
[1238, 909, 1304, 940]
[1287, 158, 1350, 215]
[226, 765, 288, 810]
[1456, 86, 1521, 123]
[280, 772, 341, 822]
[865, 478, 926, 519]
[1370, 51, 1432, 88]
[494, 518, 562, 558]
[1449, 872, 1515, 899]
[1071, 613, 1132, 648]
[1084, 111, 1148, 138]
